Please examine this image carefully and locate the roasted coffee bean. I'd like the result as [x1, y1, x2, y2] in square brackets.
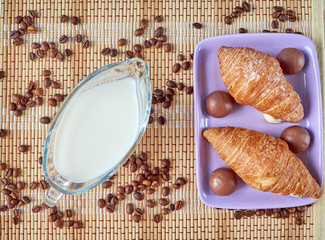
[162, 208, 170, 215]
[172, 63, 181, 73]
[110, 196, 118, 206]
[242, 1, 251, 12]
[51, 81, 60, 89]
[13, 38, 23, 46]
[162, 159, 170, 168]
[146, 188, 154, 195]
[235, 6, 244, 13]
[157, 116, 166, 125]
[106, 204, 115, 213]
[40, 116, 50, 124]
[294, 31, 303, 35]
[294, 210, 302, 219]
[164, 43, 172, 52]
[157, 95, 166, 102]
[166, 88, 175, 96]
[2, 189, 11, 195]
[101, 48, 111, 55]
[289, 15, 297, 22]
[153, 89, 163, 96]
[110, 48, 118, 57]
[13, 94, 23, 103]
[98, 199, 106, 208]
[13, 209, 20, 217]
[117, 186, 125, 194]
[155, 40, 163, 49]
[239, 28, 247, 33]
[35, 97, 43, 106]
[134, 28, 144, 36]
[278, 14, 287, 22]
[125, 50, 134, 59]
[163, 102, 171, 109]
[27, 25, 37, 34]
[9, 30, 20, 39]
[1, 178, 8, 186]
[176, 54, 185, 61]
[271, 20, 279, 29]
[18, 28, 26, 36]
[145, 199, 155, 208]
[136, 173, 145, 182]
[139, 18, 148, 29]
[60, 15, 69, 23]
[273, 6, 283, 12]
[182, 61, 191, 70]
[273, 208, 281, 213]
[48, 42, 56, 49]
[296, 219, 303, 225]
[130, 163, 138, 172]
[153, 214, 162, 223]
[31, 42, 41, 49]
[15, 16, 23, 24]
[133, 208, 143, 216]
[41, 42, 49, 51]
[102, 180, 113, 189]
[159, 35, 167, 42]
[152, 167, 159, 175]
[262, 29, 271, 33]
[49, 49, 58, 58]
[66, 209, 73, 218]
[12, 216, 19, 225]
[287, 207, 296, 214]
[0, 162, 7, 170]
[17, 103, 26, 111]
[185, 86, 193, 94]
[76, 34, 83, 43]
[29, 181, 38, 190]
[32, 205, 42, 213]
[175, 201, 184, 210]
[192, 22, 203, 29]
[20, 21, 28, 30]
[28, 10, 37, 18]
[126, 203, 134, 214]
[36, 49, 44, 58]
[244, 210, 255, 217]
[5, 168, 13, 177]
[167, 204, 174, 212]
[64, 49, 72, 57]
[272, 11, 281, 19]
[176, 177, 186, 185]
[151, 96, 157, 104]
[54, 219, 63, 228]
[149, 38, 158, 45]
[280, 209, 288, 218]
[12, 168, 20, 178]
[25, 92, 33, 99]
[274, 212, 281, 218]
[264, 209, 273, 216]
[17, 181, 25, 190]
[83, 40, 90, 48]
[18, 145, 28, 153]
[161, 167, 169, 174]
[158, 198, 169, 206]
[285, 28, 294, 33]
[131, 181, 139, 187]
[225, 16, 232, 25]
[125, 185, 133, 194]
[142, 180, 151, 187]
[71, 16, 80, 25]
[39, 180, 48, 190]
[9, 102, 17, 111]
[20, 96, 28, 105]
[173, 183, 180, 189]
[22, 196, 31, 204]
[286, 10, 294, 16]
[133, 192, 144, 201]
[73, 221, 83, 229]
[10, 199, 19, 206]
[27, 81, 35, 92]
[154, 27, 164, 38]
[133, 44, 142, 53]
[132, 214, 141, 222]
[66, 220, 74, 228]
[50, 206, 58, 215]
[42, 69, 51, 76]
[153, 15, 163, 22]
[48, 98, 57, 107]
[59, 35, 68, 44]
[162, 187, 170, 196]
[144, 40, 151, 48]
[0, 129, 7, 138]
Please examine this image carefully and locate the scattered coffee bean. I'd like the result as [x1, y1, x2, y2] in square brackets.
[157, 116, 166, 125]
[40, 116, 50, 124]
[172, 63, 181, 73]
[41, 41, 49, 51]
[42, 70, 51, 76]
[29, 181, 38, 190]
[154, 27, 164, 38]
[134, 208, 143, 215]
[15, 16, 23, 24]
[133, 44, 142, 53]
[271, 20, 279, 29]
[134, 28, 144, 36]
[289, 15, 297, 22]
[146, 199, 155, 208]
[153, 214, 162, 223]
[110, 49, 118, 57]
[130, 163, 138, 172]
[32, 205, 42, 213]
[98, 199, 106, 208]
[126, 203, 134, 214]
[144, 40, 151, 48]
[286, 10, 294, 16]
[176, 177, 186, 186]
[162, 208, 170, 215]
[158, 198, 169, 206]
[140, 19, 148, 29]
[132, 214, 141, 222]
[242, 2, 251, 12]
[9, 102, 17, 111]
[29, 52, 36, 61]
[83, 40, 90, 48]
[192, 22, 203, 29]
[9, 30, 20, 39]
[54, 219, 63, 228]
[16, 181, 25, 190]
[71, 16, 80, 25]
[239, 28, 247, 33]
[235, 6, 244, 13]
[0, 129, 7, 138]
[234, 210, 243, 219]
[231, 11, 239, 18]
[12, 168, 20, 178]
[22, 196, 31, 204]
[102, 180, 113, 189]
[35, 97, 43, 106]
[64, 49, 72, 57]
[118, 38, 127, 46]
[0, 162, 6, 170]
[48, 98, 57, 107]
[272, 11, 281, 18]
[155, 15, 163, 23]
[60, 15, 69, 23]
[13, 216, 19, 225]
[244, 210, 255, 217]
[1, 178, 8, 186]
[182, 61, 191, 70]
[106, 204, 115, 213]
[13, 110, 22, 116]
[101, 48, 111, 56]
[2, 189, 11, 195]
[76, 34, 83, 43]
[273, 6, 283, 12]
[39, 180, 48, 190]
[285, 28, 294, 33]
[49, 49, 58, 58]
[185, 86, 193, 94]
[73, 221, 83, 229]
[20, 22, 28, 30]
[49, 42, 56, 49]
[162, 159, 171, 168]
[36, 49, 44, 58]
[296, 219, 303, 225]
[13, 209, 20, 217]
[164, 43, 172, 52]
[158, 35, 167, 42]
[278, 14, 287, 22]
[18, 145, 28, 153]
[149, 38, 157, 45]
[133, 192, 144, 201]
[155, 40, 163, 49]
[13, 38, 23, 46]
[31, 42, 40, 49]
[225, 16, 232, 25]
[66, 220, 74, 228]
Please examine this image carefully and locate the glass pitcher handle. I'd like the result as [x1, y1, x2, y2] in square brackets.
[43, 187, 63, 207]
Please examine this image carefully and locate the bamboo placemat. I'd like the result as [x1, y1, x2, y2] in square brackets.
[0, 0, 323, 239]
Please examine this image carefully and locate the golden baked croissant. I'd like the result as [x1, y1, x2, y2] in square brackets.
[203, 127, 322, 199]
[218, 46, 304, 123]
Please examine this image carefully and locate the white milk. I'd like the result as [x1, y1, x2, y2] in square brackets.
[53, 77, 139, 183]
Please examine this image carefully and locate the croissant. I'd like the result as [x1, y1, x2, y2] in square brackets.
[203, 127, 322, 199]
[218, 46, 304, 123]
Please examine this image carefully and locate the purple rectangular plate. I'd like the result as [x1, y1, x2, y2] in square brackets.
[193, 33, 323, 209]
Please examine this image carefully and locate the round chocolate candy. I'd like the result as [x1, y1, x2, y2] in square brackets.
[209, 168, 237, 196]
[205, 91, 235, 118]
[280, 126, 310, 153]
[276, 48, 305, 74]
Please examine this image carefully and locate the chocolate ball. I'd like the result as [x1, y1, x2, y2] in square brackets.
[280, 126, 310, 153]
[209, 168, 237, 196]
[276, 48, 305, 75]
[205, 91, 234, 118]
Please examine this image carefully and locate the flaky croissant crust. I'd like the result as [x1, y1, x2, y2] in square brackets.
[218, 46, 304, 123]
[203, 127, 322, 199]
